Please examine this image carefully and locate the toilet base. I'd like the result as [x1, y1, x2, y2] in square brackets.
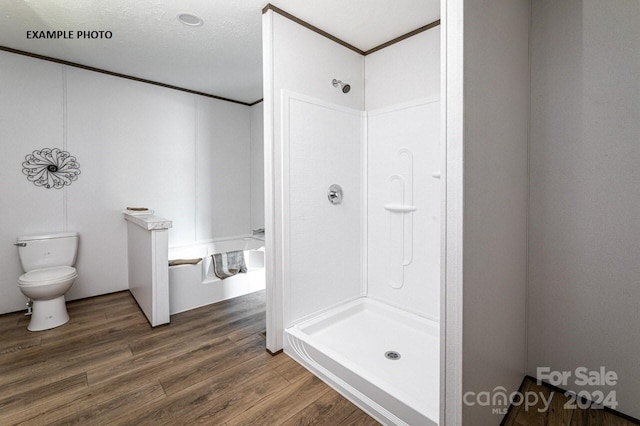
[28, 296, 70, 331]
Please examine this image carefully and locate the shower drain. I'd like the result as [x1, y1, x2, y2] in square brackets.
[385, 351, 401, 360]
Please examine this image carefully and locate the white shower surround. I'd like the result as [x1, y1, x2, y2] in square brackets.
[281, 93, 441, 323]
[281, 92, 365, 326]
[281, 90, 440, 425]
[367, 98, 441, 321]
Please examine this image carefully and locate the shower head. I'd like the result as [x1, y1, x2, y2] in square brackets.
[332, 79, 351, 94]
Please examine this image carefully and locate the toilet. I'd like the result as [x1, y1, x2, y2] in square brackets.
[16, 232, 79, 331]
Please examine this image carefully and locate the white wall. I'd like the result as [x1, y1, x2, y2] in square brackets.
[461, 0, 530, 423]
[250, 102, 265, 233]
[365, 28, 441, 320]
[0, 53, 66, 315]
[528, 0, 640, 418]
[195, 95, 251, 241]
[263, 10, 364, 349]
[365, 29, 441, 110]
[0, 51, 253, 314]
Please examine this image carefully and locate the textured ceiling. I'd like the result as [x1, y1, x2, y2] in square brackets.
[0, 0, 440, 104]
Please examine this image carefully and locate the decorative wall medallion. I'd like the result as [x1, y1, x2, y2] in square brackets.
[22, 148, 81, 189]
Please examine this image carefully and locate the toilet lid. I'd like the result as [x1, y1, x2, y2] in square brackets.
[18, 266, 77, 285]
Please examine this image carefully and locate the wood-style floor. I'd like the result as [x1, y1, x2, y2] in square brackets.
[502, 376, 639, 426]
[0, 290, 378, 425]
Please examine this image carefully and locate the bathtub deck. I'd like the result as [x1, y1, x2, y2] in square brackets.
[168, 237, 266, 315]
[0, 290, 378, 425]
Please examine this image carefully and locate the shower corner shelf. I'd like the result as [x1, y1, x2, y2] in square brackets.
[383, 204, 417, 213]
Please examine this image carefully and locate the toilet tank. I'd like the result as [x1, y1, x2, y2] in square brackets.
[16, 232, 79, 272]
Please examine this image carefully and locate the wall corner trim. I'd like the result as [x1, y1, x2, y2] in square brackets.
[262, 3, 440, 57]
[0, 45, 253, 106]
[364, 20, 441, 56]
[262, 4, 366, 55]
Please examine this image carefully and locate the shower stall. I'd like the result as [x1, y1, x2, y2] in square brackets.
[263, 9, 441, 426]
[281, 92, 440, 426]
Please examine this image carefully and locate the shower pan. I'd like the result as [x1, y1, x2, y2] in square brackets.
[286, 298, 439, 425]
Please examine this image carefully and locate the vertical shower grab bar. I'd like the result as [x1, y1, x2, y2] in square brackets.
[384, 149, 417, 290]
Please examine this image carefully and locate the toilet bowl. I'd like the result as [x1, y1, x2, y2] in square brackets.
[18, 266, 78, 331]
[15, 232, 79, 332]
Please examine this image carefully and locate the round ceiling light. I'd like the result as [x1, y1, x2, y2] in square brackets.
[177, 13, 203, 27]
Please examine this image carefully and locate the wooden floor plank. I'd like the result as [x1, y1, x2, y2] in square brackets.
[341, 409, 383, 426]
[231, 330, 266, 347]
[225, 374, 331, 425]
[226, 317, 268, 343]
[159, 336, 268, 396]
[601, 410, 639, 426]
[0, 314, 30, 340]
[280, 388, 360, 426]
[13, 367, 169, 425]
[0, 334, 41, 356]
[85, 312, 264, 388]
[86, 334, 230, 386]
[513, 382, 552, 426]
[0, 373, 87, 423]
[191, 370, 291, 425]
[546, 390, 574, 426]
[0, 343, 131, 397]
[0, 290, 377, 425]
[502, 379, 531, 426]
[0, 311, 21, 329]
[122, 355, 289, 425]
[128, 304, 264, 356]
[502, 377, 637, 426]
[46, 382, 166, 426]
[569, 407, 599, 426]
[273, 354, 311, 384]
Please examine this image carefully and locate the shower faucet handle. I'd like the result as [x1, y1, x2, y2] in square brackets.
[328, 184, 343, 205]
[14, 242, 26, 247]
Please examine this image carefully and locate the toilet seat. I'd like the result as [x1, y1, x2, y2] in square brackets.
[18, 266, 78, 286]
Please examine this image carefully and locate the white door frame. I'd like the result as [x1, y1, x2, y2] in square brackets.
[441, 0, 465, 423]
